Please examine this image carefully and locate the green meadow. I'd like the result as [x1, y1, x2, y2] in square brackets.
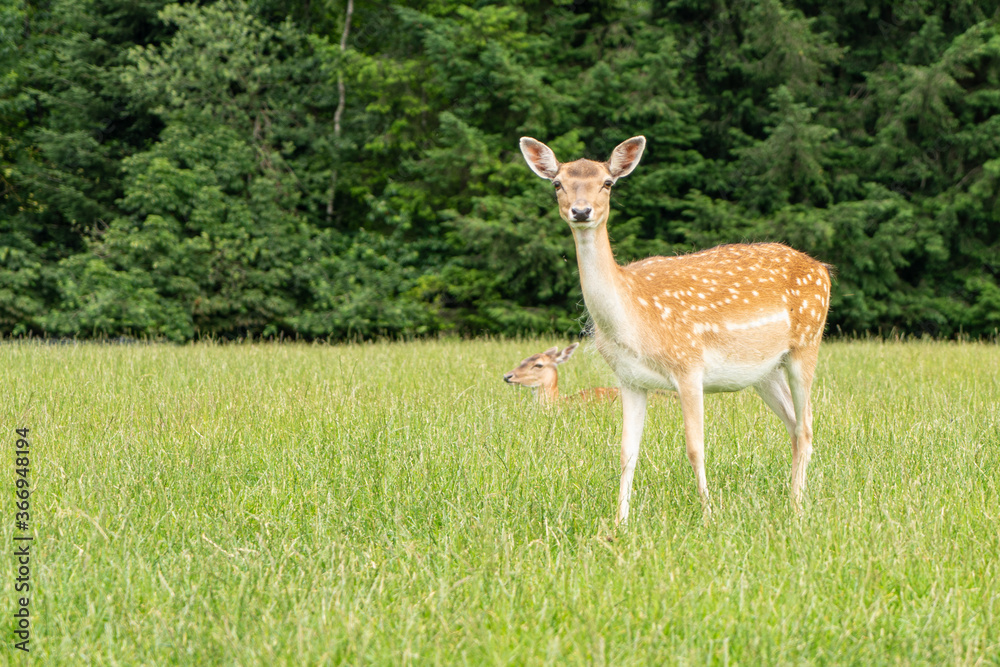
[2, 339, 998, 664]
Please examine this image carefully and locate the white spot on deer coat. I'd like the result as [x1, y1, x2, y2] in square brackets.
[724, 311, 790, 331]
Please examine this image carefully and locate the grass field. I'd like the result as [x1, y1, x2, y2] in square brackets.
[2, 338, 999, 664]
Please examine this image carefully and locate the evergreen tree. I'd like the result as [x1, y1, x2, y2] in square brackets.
[1, 0, 997, 339]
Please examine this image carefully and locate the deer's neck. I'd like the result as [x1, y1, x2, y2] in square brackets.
[572, 223, 631, 337]
[535, 380, 559, 405]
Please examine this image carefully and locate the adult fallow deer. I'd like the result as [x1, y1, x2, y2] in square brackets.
[520, 136, 831, 524]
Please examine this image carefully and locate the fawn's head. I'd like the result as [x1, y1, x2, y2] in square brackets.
[503, 343, 579, 392]
[519, 137, 646, 229]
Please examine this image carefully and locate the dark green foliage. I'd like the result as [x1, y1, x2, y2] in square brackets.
[2, 0, 998, 340]
[0, 0, 171, 334]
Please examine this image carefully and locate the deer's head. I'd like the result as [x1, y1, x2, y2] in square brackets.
[519, 137, 646, 229]
[503, 343, 579, 398]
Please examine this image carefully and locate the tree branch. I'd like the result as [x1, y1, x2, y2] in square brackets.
[327, 0, 353, 221]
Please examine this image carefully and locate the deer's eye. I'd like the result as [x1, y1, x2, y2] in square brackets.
[553, 180, 562, 190]
[534, 363, 544, 368]
[604, 179, 614, 188]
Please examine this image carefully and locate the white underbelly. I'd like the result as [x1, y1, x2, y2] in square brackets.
[701, 347, 787, 392]
[596, 333, 789, 393]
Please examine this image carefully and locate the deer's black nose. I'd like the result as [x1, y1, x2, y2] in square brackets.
[570, 206, 592, 221]
[503, 373, 514, 383]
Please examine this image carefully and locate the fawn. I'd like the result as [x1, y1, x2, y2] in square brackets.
[503, 343, 619, 405]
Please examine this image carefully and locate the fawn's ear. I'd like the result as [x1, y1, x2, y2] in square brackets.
[520, 137, 561, 179]
[555, 342, 579, 364]
[608, 136, 646, 179]
[542, 346, 560, 358]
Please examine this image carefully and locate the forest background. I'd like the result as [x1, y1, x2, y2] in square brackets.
[2, 0, 998, 342]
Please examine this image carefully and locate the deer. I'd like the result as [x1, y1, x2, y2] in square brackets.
[503, 342, 620, 405]
[520, 135, 831, 525]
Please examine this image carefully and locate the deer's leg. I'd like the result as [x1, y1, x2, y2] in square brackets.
[786, 347, 818, 509]
[676, 374, 710, 511]
[754, 366, 797, 448]
[616, 385, 648, 526]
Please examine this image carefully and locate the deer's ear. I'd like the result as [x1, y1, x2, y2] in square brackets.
[520, 137, 560, 179]
[542, 346, 560, 357]
[608, 136, 646, 179]
[555, 342, 579, 364]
